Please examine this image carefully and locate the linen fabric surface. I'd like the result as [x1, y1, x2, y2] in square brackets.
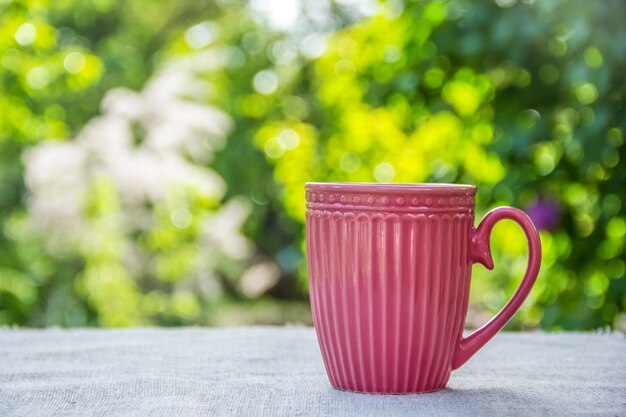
[0, 327, 624, 416]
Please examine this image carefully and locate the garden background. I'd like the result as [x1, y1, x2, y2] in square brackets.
[0, 0, 624, 331]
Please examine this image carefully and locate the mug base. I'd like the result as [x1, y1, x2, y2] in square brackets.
[331, 384, 446, 395]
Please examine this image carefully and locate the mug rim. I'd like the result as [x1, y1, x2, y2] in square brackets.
[305, 182, 477, 194]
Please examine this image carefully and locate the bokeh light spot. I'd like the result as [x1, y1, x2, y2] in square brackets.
[606, 217, 626, 240]
[373, 162, 395, 182]
[1, 48, 21, 70]
[334, 59, 356, 77]
[607, 260, 625, 279]
[253, 70, 279, 95]
[548, 38, 567, 57]
[575, 214, 595, 238]
[423, 1, 447, 23]
[601, 148, 619, 168]
[271, 40, 297, 64]
[495, 0, 517, 8]
[424, 67, 444, 89]
[171, 208, 192, 229]
[583, 46, 603, 68]
[64, 52, 85, 73]
[513, 68, 531, 87]
[339, 152, 361, 173]
[599, 240, 621, 260]
[607, 128, 624, 147]
[574, 83, 598, 104]
[185, 22, 217, 49]
[264, 138, 285, 158]
[283, 96, 309, 119]
[602, 194, 622, 217]
[277, 129, 299, 150]
[533, 143, 558, 176]
[250, 190, 269, 205]
[26, 67, 51, 89]
[443, 81, 480, 116]
[171, 292, 200, 319]
[585, 272, 609, 297]
[517, 109, 541, 129]
[223, 46, 245, 68]
[250, 0, 301, 31]
[300, 34, 327, 59]
[15, 23, 36, 46]
[383, 45, 402, 63]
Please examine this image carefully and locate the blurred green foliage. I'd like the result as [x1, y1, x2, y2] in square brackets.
[0, 0, 624, 330]
[0, 0, 234, 325]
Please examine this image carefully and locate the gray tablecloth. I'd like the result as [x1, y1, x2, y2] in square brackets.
[0, 327, 624, 417]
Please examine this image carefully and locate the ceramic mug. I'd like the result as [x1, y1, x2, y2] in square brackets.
[305, 182, 541, 393]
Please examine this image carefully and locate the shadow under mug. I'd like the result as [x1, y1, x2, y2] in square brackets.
[305, 182, 541, 393]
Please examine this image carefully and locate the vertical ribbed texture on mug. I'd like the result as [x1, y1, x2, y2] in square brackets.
[307, 210, 473, 393]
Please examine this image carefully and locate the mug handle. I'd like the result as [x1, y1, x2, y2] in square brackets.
[452, 206, 542, 370]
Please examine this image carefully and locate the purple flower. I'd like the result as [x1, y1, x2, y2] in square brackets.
[527, 198, 561, 231]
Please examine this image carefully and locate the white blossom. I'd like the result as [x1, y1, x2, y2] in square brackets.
[23, 49, 253, 293]
[202, 198, 253, 260]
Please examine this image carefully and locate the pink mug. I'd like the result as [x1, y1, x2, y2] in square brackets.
[305, 182, 541, 393]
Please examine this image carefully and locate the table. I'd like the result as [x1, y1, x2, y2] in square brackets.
[1, 327, 624, 416]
